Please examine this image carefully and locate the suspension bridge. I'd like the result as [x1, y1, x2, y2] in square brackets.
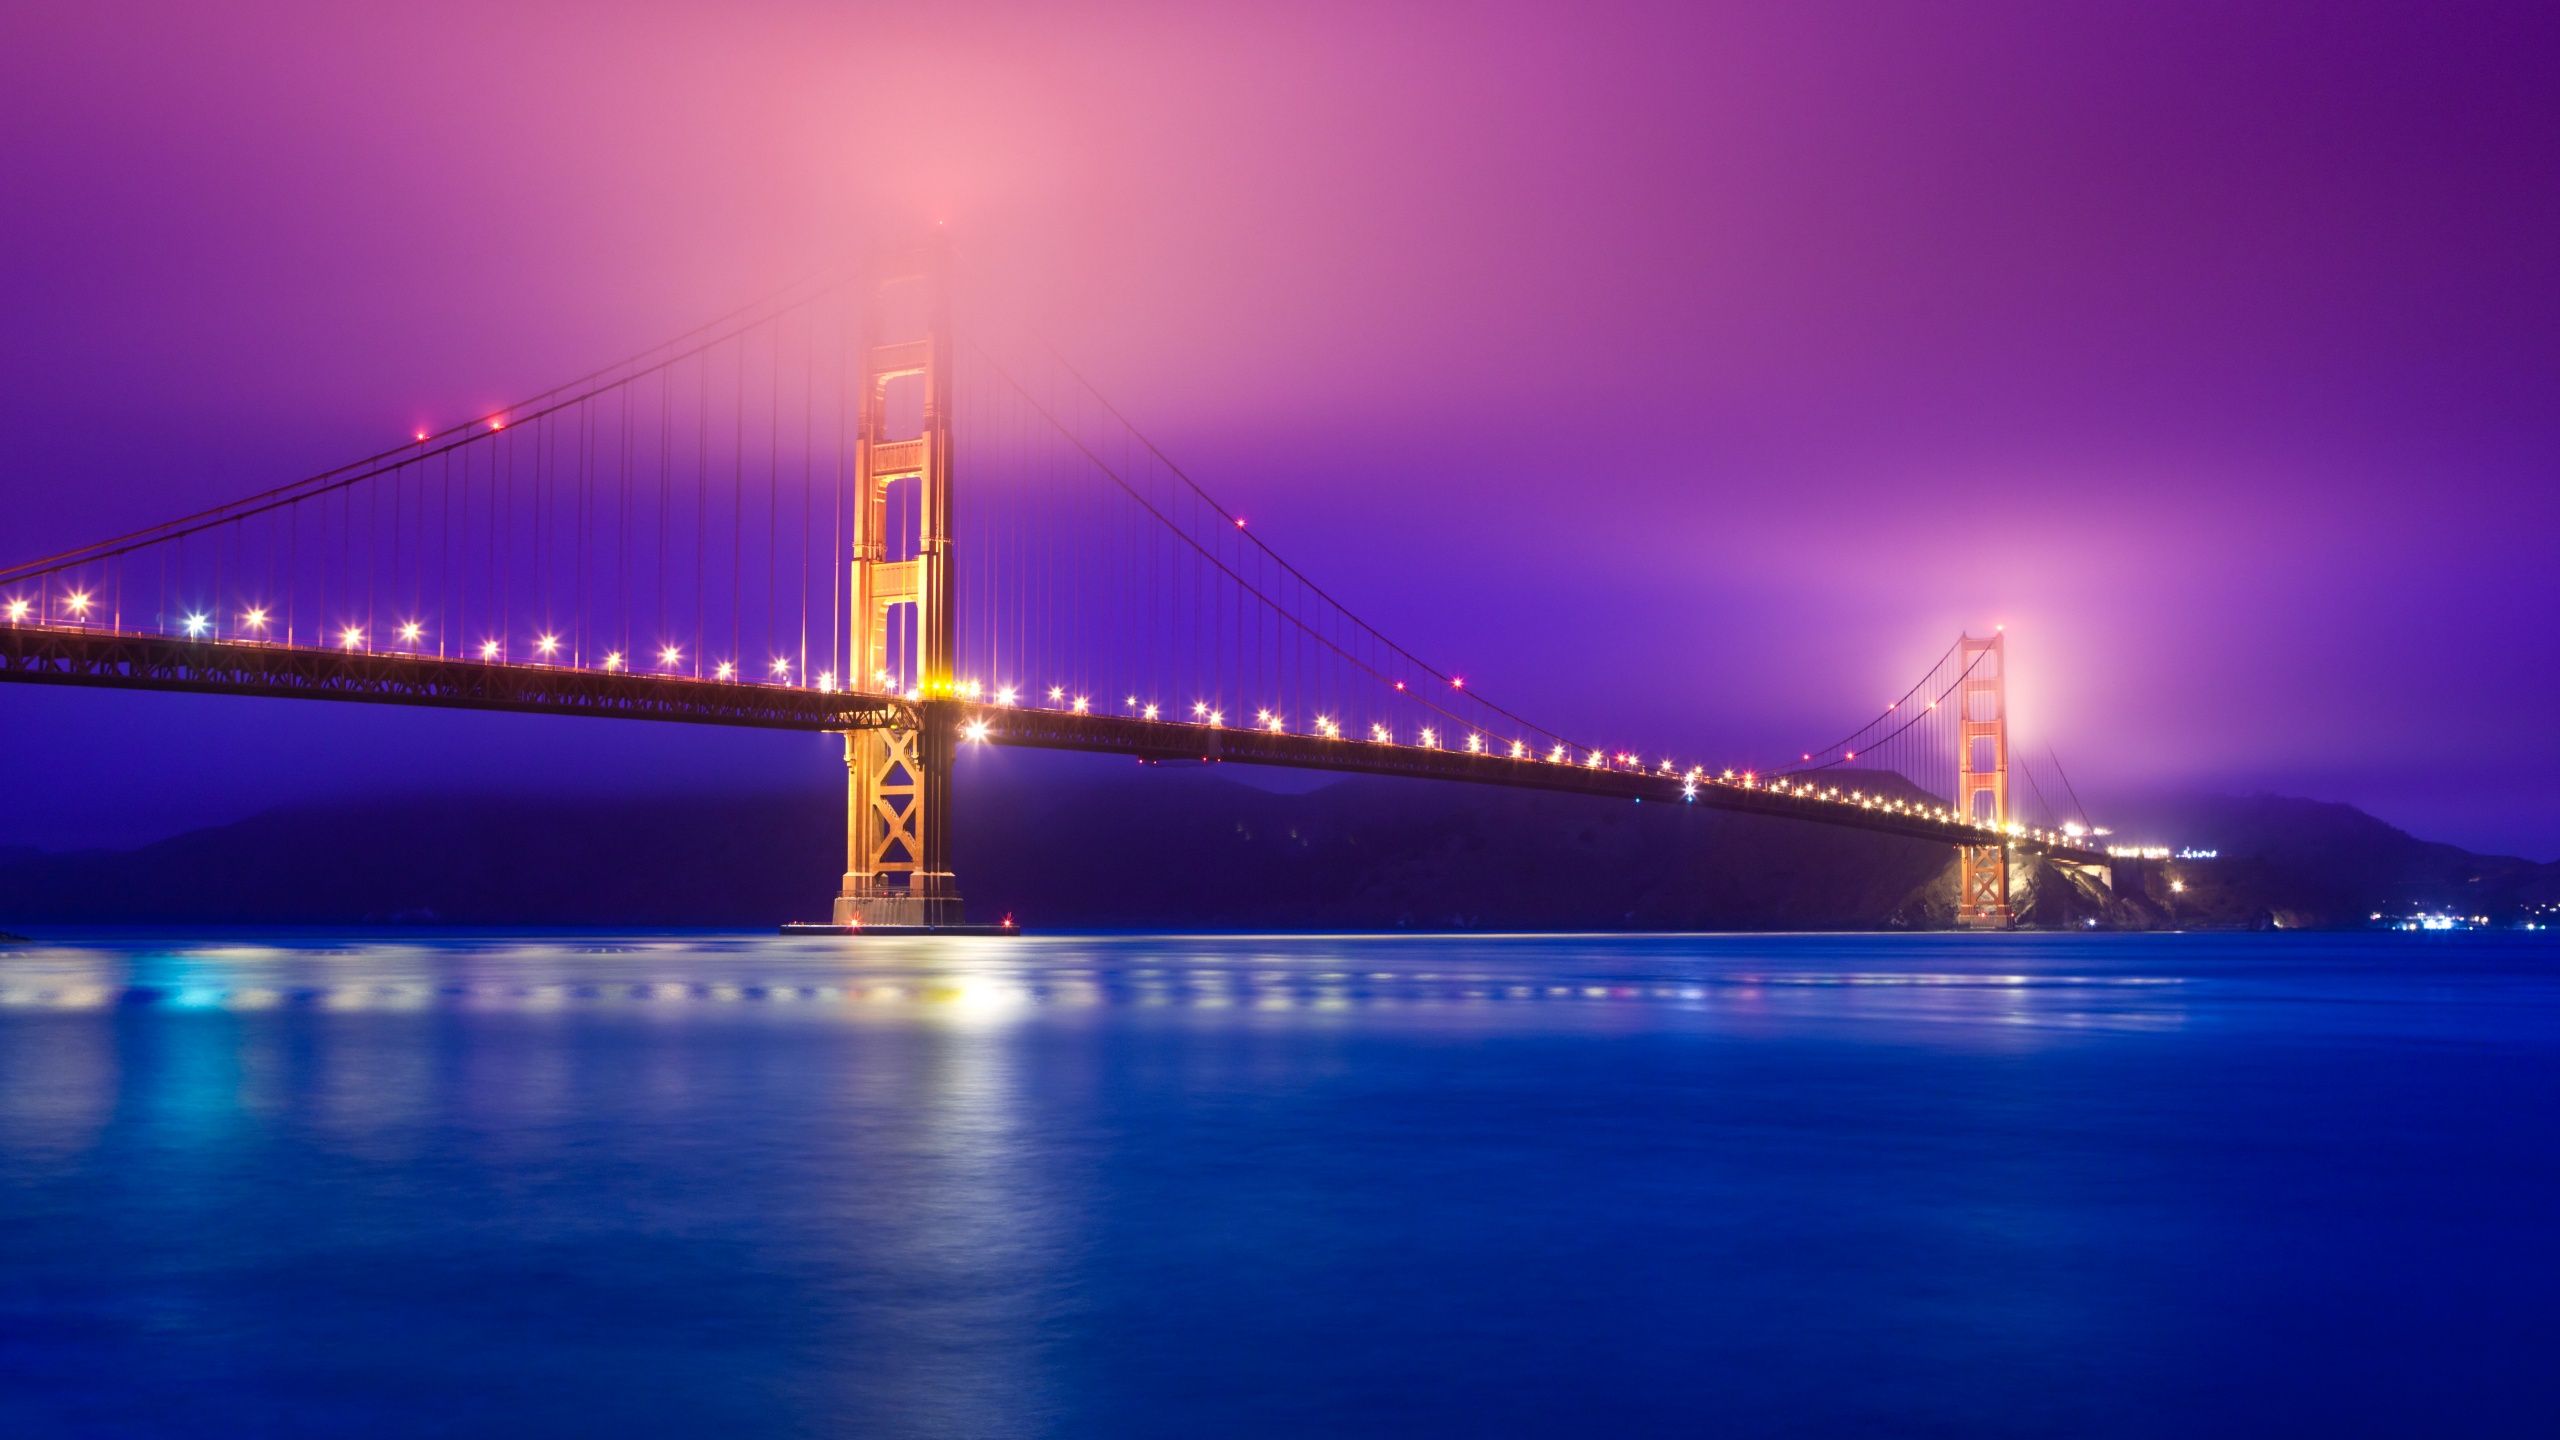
[0, 245, 2110, 930]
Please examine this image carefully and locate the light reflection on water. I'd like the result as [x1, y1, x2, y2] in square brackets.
[2, 930, 2556, 1437]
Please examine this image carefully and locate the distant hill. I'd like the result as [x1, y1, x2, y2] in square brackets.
[2104, 792, 2560, 929]
[0, 766, 2547, 931]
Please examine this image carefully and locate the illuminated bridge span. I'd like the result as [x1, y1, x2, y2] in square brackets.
[0, 247, 2104, 928]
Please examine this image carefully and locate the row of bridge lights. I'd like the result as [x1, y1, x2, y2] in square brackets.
[8, 590, 2077, 846]
[935, 680, 2073, 847]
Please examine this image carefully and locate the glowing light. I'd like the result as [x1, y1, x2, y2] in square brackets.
[815, 670, 835, 691]
[481, 639, 501, 659]
[1192, 701, 1209, 718]
[1587, 750, 1605, 769]
[2170, 879, 2187, 894]
[3, 598, 26, 622]
[1233, 516, 1247, 529]
[1845, 750, 1856, 761]
[1207, 708, 1224, 727]
[1314, 715, 1338, 738]
[338, 625, 365, 650]
[1451, 676, 1465, 689]
[1419, 727, 1439, 749]
[1262, 710, 1284, 733]
[603, 651, 625, 671]
[1509, 739, 1526, 759]
[961, 718, 992, 744]
[1465, 733, 1484, 754]
[182, 612, 210, 637]
[1371, 723, 1391, 743]
[414, 428, 429, 442]
[660, 645, 683, 668]
[714, 661, 736, 680]
[1071, 695, 1089, 714]
[65, 589, 92, 617]
[1141, 702, 1160, 720]
[398, 620, 423, 643]
[960, 679, 983, 699]
[1393, 680, 1405, 691]
[536, 633, 560, 656]
[994, 684, 1016, 706]
[773, 657, 794, 678]
[489, 417, 506, 431]
[1549, 744, 1568, 764]
[1047, 686, 1064, 702]
[1683, 781, 1699, 801]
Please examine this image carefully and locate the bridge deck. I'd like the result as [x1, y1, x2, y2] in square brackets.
[0, 625, 905, 732]
[0, 625, 2103, 863]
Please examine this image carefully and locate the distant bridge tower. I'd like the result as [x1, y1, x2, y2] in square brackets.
[835, 244, 964, 928]
[1955, 629, 2012, 927]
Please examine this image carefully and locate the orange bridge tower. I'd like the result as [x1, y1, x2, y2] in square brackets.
[833, 245, 963, 929]
[1955, 629, 2012, 927]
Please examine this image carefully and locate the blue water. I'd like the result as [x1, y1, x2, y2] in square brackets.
[2, 931, 2555, 1437]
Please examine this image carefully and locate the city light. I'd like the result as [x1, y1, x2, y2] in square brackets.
[536, 633, 560, 656]
[1550, 744, 1568, 763]
[714, 661, 736, 680]
[1071, 695, 1089, 714]
[242, 606, 269, 631]
[961, 718, 992, 743]
[773, 657, 793, 678]
[815, 670, 835, 691]
[1509, 740, 1526, 758]
[1141, 703, 1160, 720]
[993, 684, 1015, 706]
[481, 639, 502, 659]
[603, 651, 625, 671]
[1465, 732, 1483, 753]
[1315, 715, 1339, 737]
[182, 612, 209, 636]
[1371, 723, 1391, 742]
[1206, 708, 1223, 727]
[338, 625, 364, 650]
[661, 645, 683, 668]
[1048, 686, 1064, 702]
[1418, 727, 1439, 749]
[1192, 701, 1209, 718]
[399, 620, 423, 643]
[65, 589, 92, 617]
[3, 598, 26, 622]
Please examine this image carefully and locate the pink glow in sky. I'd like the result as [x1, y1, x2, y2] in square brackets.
[3, 0, 2557, 853]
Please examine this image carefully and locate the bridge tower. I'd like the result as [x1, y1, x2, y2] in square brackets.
[1955, 629, 2012, 927]
[833, 244, 964, 928]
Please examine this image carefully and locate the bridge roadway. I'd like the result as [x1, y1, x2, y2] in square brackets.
[0, 624, 2106, 864]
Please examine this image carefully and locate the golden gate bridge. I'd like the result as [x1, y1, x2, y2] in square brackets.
[0, 244, 2107, 930]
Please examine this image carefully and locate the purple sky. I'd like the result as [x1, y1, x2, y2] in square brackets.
[5, 0, 2557, 857]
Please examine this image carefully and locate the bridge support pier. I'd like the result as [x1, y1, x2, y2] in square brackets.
[1957, 839, 2013, 928]
[831, 707, 964, 930]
